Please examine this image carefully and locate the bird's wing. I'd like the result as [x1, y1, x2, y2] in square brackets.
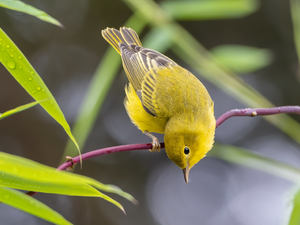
[120, 43, 177, 117]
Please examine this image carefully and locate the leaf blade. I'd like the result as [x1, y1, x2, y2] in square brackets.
[0, 27, 80, 157]
[0, 151, 126, 212]
[0, 0, 63, 27]
[289, 188, 300, 225]
[210, 45, 273, 74]
[161, 0, 259, 20]
[209, 144, 300, 182]
[0, 187, 72, 225]
[0, 99, 48, 120]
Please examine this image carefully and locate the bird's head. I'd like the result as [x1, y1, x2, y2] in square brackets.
[164, 118, 215, 184]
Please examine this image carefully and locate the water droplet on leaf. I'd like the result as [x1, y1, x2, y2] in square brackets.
[6, 61, 16, 69]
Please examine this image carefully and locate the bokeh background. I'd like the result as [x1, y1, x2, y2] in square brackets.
[1, 0, 300, 224]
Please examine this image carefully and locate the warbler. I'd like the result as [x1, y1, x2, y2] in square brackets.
[102, 27, 215, 183]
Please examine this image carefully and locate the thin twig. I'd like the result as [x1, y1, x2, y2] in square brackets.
[24, 105, 300, 197]
[57, 143, 163, 170]
[216, 106, 300, 128]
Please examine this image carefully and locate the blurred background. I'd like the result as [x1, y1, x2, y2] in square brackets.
[1, 0, 300, 224]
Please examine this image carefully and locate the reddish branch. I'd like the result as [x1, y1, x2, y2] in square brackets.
[55, 106, 300, 170]
[216, 106, 300, 128]
[25, 105, 300, 197]
[57, 143, 163, 170]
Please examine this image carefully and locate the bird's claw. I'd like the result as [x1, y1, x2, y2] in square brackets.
[149, 138, 160, 152]
[66, 156, 74, 170]
[144, 131, 160, 152]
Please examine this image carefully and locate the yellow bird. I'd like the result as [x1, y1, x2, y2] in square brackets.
[102, 27, 216, 183]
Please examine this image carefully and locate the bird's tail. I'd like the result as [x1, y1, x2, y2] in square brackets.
[101, 27, 142, 54]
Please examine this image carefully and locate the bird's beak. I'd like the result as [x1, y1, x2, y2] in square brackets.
[182, 162, 190, 184]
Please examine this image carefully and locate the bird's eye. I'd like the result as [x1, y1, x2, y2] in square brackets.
[184, 147, 190, 155]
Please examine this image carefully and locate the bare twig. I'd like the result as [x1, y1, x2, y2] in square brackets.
[57, 143, 162, 171]
[216, 106, 300, 128]
[25, 105, 300, 197]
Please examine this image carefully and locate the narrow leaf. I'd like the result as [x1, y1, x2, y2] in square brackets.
[210, 45, 273, 74]
[143, 25, 174, 52]
[209, 144, 300, 182]
[0, 187, 72, 225]
[291, 0, 300, 69]
[209, 143, 300, 225]
[161, 0, 259, 20]
[0, 0, 63, 27]
[289, 188, 300, 225]
[76, 175, 138, 205]
[0, 151, 127, 212]
[0, 99, 48, 120]
[0, 28, 80, 158]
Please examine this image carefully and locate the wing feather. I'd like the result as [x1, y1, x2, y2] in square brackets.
[102, 27, 178, 117]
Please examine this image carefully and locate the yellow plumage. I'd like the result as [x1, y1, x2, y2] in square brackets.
[102, 27, 216, 183]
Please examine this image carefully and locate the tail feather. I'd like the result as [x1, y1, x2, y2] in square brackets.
[120, 27, 142, 47]
[102, 27, 143, 54]
[101, 28, 125, 54]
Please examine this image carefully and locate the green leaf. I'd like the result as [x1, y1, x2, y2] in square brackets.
[209, 143, 300, 225]
[161, 0, 259, 20]
[143, 25, 174, 52]
[210, 45, 273, 74]
[0, 99, 48, 120]
[0, 187, 72, 225]
[0, 28, 80, 158]
[0, 0, 63, 27]
[291, 0, 300, 73]
[289, 188, 300, 225]
[74, 175, 138, 205]
[209, 144, 300, 182]
[0, 151, 132, 212]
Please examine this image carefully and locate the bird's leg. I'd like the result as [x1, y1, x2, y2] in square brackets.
[144, 131, 160, 152]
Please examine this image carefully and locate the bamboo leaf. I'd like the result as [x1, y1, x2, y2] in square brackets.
[210, 45, 273, 74]
[0, 0, 63, 27]
[209, 143, 300, 225]
[0, 99, 48, 120]
[289, 188, 300, 225]
[0, 28, 80, 157]
[209, 144, 300, 182]
[0, 187, 72, 225]
[143, 25, 174, 51]
[291, 0, 300, 69]
[161, 0, 259, 20]
[0, 151, 129, 212]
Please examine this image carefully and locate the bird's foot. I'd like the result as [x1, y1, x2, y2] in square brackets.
[144, 131, 161, 152]
[65, 156, 74, 170]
